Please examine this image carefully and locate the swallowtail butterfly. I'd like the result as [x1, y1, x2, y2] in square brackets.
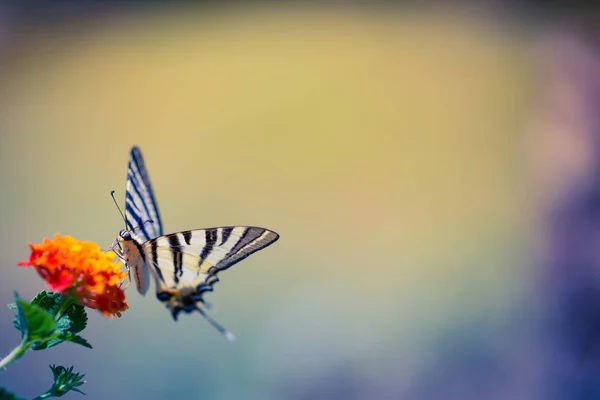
[112, 146, 279, 340]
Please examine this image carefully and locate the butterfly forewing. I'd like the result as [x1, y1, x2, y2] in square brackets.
[125, 146, 163, 242]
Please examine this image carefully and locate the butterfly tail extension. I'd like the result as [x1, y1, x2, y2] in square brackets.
[199, 298, 214, 310]
[161, 288, 235, 341]
[196, 307, 236, 342]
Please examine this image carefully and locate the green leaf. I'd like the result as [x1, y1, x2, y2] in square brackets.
[62, 333, 92, 349]
[12, 300, 24, 336]
[36, 365, 86, 398]
[56, 303, 87, 334]
[38, 332, 92, 350]
[31, 292, 88, 350]
[11, 292, 91, 350]
[31, 291, 88, 333]
[7, 303, 19, 331]
[0, 387, 25, 400]
[13, 293, 57, 342]
[32, 338, 63, 351]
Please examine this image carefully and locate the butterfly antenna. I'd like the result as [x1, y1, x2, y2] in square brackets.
[110, 190, 127, 228]
[196, 307, 235, 341]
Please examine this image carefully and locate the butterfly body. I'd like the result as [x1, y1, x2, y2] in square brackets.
[117, 229, 150, 295]
[113, 147, 279, 338]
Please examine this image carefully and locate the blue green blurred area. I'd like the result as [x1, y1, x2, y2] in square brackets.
[0, 3, 596, 399]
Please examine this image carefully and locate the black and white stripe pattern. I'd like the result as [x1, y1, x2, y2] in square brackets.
[125, 146, 163, 242]
[145, 226, 279, 291]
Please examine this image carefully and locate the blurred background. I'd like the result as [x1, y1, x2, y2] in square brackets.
[0, 2, 599, 399]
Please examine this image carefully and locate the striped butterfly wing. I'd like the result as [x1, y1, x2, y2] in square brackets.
[125, 146, 163, 242]
[142, 226, 279, 317]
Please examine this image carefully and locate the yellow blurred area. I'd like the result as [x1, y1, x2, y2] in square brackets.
[0, 5, 536, 397]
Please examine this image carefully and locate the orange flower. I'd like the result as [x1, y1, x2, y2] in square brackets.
[19, 234, 128, 318]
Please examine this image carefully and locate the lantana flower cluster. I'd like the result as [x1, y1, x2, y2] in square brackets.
[19, 234, 128, 317]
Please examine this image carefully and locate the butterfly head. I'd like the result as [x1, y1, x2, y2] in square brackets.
[111, 229, 135, 261]
[119, 229, 132, 241]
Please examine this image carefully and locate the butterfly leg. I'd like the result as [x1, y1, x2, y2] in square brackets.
[120, 271, 132, 290]
[117, 259, 132, 290]
[109, 241, 129, 289]
[110, 241, 133, 290]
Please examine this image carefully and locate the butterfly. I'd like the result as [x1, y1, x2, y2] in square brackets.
[112, 146, 279, 340]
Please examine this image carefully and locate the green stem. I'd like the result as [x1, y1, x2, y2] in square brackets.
[0, 340, 31, 370]
[33, 393, 52, 400]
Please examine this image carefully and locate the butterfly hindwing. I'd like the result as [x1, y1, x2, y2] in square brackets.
[125, 146, 163, 242]
[212, 227, 280, 271]
[143, 227, 279, 295]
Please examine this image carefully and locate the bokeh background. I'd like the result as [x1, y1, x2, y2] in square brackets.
[1, 2, 599, 399]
